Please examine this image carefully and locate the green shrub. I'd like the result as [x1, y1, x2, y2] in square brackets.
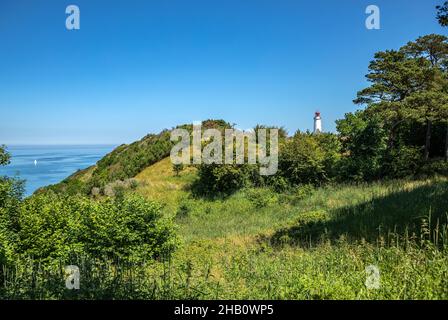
[278, 132, 327, 186]
[245, 188, 278, 208]
[176, 202, 191, 219]
[173, 163, 184, 177]
[384, 145, 422, 178]
[418, 159, 448, 177]
[265, 175, 290, 193]
[193, 164, 258, 197]
[336, 111, 388, 181]
[294, 184, 315, 200]
[80, 194, 177, 263]
[12, 193, 177, 264]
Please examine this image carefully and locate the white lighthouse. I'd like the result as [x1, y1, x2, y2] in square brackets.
[314, 111, 322, 133]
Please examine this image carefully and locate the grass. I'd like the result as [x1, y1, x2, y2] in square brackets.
[129, 158, 448, 299]
[134, 157, 197, 213]
[3, 157, 448, 299]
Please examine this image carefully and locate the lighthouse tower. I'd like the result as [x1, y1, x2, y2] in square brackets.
[314, 111, 322, 133]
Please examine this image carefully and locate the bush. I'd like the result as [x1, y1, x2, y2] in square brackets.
[245, 188, 278, 208]
[176, 202, 191, 219]
[80, 194, 177, 263]
[384, 145, 422, 178]
[418, 159, 448, 177]
[265, 175, 290, 193]
[11, 193, 177, 264]
[173, 163, 184, 177]
[294, 184, 315, 200]
[278, 132, 328, 186]
[193, 164, 258, 197]
[0, 177, 24, 267]
[336, 111, 388, 181]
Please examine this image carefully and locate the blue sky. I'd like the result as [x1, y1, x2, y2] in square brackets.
[0, 0, 446, 144]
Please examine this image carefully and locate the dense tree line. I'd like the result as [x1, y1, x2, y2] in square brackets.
[194, 32, 448, 196]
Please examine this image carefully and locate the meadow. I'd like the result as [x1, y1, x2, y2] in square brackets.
[2, 155, 448, 299]
[135, 159, 448, 299]
[169, 168, 448, 299]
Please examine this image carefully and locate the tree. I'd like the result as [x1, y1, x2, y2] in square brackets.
[336, 111, 388, 181]
[402, 35, 448, 161]
[15, 193, 177, 263]
[356, 36, 448, 163]
[0, 146, 24, 284]
[437, 1, 448, 26]
[0, 146, 10, 166]
[278, 132, 328, 185]
[436, 4, 448, 161]
[354, 50, 431, 151]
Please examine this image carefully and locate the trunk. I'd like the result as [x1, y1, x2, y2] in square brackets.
[387, 131, 395, 150]
[387, 120, 399, 151]
[445, 122, 448, 162]
[387, 119, 405, 151]
[424, 119, 432, 162]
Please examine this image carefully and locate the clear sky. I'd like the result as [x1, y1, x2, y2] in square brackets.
[0, 0, 446, 145]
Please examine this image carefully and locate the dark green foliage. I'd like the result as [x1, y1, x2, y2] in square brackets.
[245, 188, 278, 208]
[437, 1, 448, 26]
[278, 131, 340, 186]
[176, 202, 191, 219]
[278, 133, 325, 185]
[336, 111, 388, 181]
[418, 159, 448, 177]
[193, 164, 259, 197]
[0, 145, 10, 166]
[1, 192, 177, 264]
[383, 145, 422, 178]
[0, 147, 24, 286]
[91, 131, 173, 188]
[265, 175, 290, 193]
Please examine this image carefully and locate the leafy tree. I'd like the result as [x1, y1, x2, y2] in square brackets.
[193, 163, 258, 197]
[354, 50, 431, 151]
[401, 34, 448, 161]
[0, 145, 10, 166]
[435, 7, 448, 161]
[278, 132, 328, 186]
[254, 124, 288, 141]
[13, 193, 177, 264]
[0, 146, 24, 288]
[336, 111, 388, 181]
[402, 83, 448, 161]
[437, 1, 448, 26]
[313, 132, 341, 180]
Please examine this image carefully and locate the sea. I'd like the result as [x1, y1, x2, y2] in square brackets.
[0, 145, 116, 196]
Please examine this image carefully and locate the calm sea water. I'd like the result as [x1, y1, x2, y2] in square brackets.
[0, 145, 116, 196]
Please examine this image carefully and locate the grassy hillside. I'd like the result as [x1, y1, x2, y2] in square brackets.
[134, 157, 197, 212]
[40, 120, 232, 196]
[22, 117, 448, 299]
[116, 156, 448, 299]
[4, 153, 448, 299]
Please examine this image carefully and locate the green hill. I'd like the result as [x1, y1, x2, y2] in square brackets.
[40, 119, 232, 196]
[27, 119, 448, 299]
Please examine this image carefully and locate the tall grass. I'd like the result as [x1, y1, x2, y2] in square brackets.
[2, 177, 448, 299]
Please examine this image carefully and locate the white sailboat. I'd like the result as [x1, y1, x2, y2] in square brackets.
[34, 159, 37, 166]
